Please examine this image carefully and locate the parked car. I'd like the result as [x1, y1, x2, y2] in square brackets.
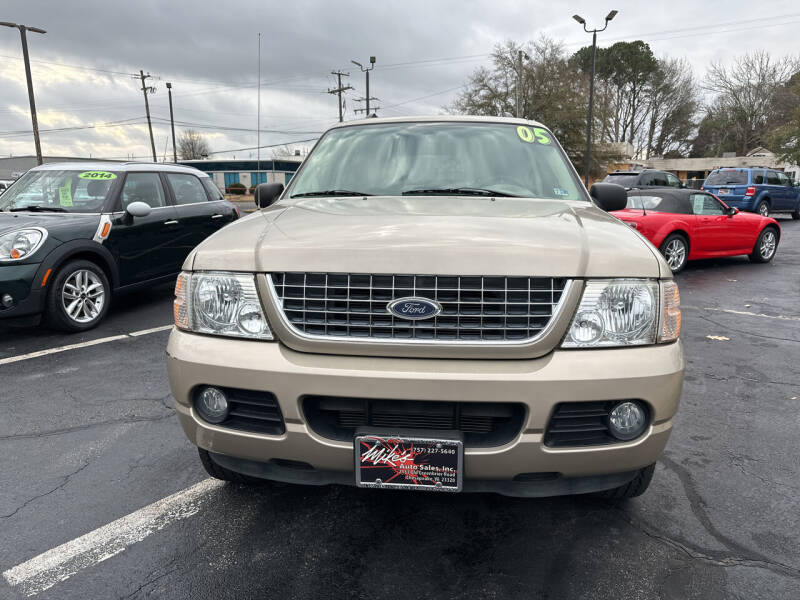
[167, 116, 684, 501]
[701, 167, 800, 219]
[603, 169, 683, 190]
[0, 162, 239, 331]
[612, 188, 780, 273]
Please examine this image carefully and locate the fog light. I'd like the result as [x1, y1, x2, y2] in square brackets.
[195, 386, 229, 424]
[608, 401, 647, 441]
[1, 293, 13, 308]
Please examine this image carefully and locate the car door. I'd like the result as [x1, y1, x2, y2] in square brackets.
[690, 193, 730, 253]
[105, 172, 182, 286]
[164, 172, 233, 261]
[775, 172, 793, 210]
[764, 171, 783, 210]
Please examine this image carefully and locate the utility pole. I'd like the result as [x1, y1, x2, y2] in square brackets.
[328, 70, 353, 122]
[573, 10, 618, 186]
[134, 70, 157, 162]
[351, 56, 376, 117]
[166, 82, 177, 162]
[1, 22, 46, 165]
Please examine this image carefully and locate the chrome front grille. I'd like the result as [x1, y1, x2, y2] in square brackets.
[270, 272, 568, 343]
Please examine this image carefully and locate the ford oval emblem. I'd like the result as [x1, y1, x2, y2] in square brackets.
[387, 297, 442, 320]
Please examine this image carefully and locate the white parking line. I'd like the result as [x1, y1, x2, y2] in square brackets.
[2, 478, 224, 597]
[0, 326, 173, 366]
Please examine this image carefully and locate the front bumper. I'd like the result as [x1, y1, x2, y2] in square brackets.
[167, 330, 684, 493]
[0, 262, 45, 319]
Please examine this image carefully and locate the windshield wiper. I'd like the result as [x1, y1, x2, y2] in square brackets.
[8, 205, 68, 212]
[291, 189, 373, 198]
[401, 187, 519, 197]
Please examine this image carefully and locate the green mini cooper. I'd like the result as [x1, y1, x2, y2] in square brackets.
[0, 162, 238, 331]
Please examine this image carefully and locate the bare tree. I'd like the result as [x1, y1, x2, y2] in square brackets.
[645, 58, 699, 157]
[177, 129, 210, 160]
[705, 51, 799, 154]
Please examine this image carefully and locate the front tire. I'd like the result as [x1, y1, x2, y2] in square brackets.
[596, 463, 655, 500]
[749, 227, 778, 263]
[45, 260, 111, 332]
[659, 233, 688, 273]
[756, 200, 770, 217]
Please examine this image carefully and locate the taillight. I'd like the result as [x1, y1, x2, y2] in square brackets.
[745, 186, 756, 197]
[700, 187, 704, 191]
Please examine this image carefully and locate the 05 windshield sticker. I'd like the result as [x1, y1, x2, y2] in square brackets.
[58, 179, 73, 207]
[78, 171, 117, 180]
[516, 125, 551, 145]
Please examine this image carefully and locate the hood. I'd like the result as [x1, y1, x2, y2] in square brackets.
[190, 197, 665, 278]
[0, 212, 100, 241]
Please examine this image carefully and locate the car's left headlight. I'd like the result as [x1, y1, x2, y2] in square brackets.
[0, 227, 47, 262]
[174, 271, 273, 340]
[562, 279, 680, 348]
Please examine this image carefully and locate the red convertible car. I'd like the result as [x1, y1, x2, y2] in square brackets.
[612, 188, 780, 273]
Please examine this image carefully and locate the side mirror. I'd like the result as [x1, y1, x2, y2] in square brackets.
[728, 207, 739, 217]
[125, 201, 152, 218]
[254, 183, 284, 208]
[589, 182, 628, 212]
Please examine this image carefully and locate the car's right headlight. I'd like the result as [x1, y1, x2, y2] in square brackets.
[562, 279, 680, 348]
[174, 271, 273, 340]
[0, 227, 47, 262]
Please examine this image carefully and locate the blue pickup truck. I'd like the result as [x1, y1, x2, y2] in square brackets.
[702, 168, 800, 219]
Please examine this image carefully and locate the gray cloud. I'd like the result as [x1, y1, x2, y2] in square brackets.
[1, 0, 798, 158]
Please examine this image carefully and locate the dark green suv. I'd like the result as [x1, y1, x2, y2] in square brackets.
[0, 162, 238, 331]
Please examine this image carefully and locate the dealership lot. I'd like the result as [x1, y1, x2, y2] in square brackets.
[1, 221, 798, 599]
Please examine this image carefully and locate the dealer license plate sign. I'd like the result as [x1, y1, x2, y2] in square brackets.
[718, 188, 729, 194]
[355, 434, 463, 492]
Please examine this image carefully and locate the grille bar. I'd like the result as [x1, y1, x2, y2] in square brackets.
[271, 273, 567, 342]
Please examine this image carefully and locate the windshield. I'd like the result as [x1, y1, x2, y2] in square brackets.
[286, 122, 587, 201]
[704, 170, 748, 186]
[0, 169, 118, 213]
[603, 173, 640, 187]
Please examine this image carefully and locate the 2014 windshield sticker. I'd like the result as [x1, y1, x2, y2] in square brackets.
[517, 125, 551, 145]
[553, 187, 569, 196]
[78, 171, 117, 180]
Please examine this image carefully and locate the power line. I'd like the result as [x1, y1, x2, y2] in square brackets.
[328, 70, 353, 123]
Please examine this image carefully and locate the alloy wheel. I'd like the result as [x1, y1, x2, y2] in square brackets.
[760, 230, 777, 260]
[664, 239, 686, 271]
[758, 202, 769, 216]
[61, 269, 106, 324]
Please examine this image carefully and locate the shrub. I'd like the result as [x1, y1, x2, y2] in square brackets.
[227, 182, 246, 195]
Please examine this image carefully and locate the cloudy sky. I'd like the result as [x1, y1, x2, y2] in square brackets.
[1, 0, 798, 161]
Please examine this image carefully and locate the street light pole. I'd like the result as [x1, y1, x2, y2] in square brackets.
[573, 10, 617, 187]
[166, 82, 177, 162]
[1, 21, 46, 165]
[351, 56, 376, 117]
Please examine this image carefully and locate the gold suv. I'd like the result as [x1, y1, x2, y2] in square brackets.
[167, 117, 683, 499]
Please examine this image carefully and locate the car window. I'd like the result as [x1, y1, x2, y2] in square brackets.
[201, 178, 225, 201]
[121, 173, 166, 209]
[166, 173, 208, 205]
[691, 193, 725, 215]
[650, 172, 669, 186]
[765, 171, 781, 185]
[0, 169, 117, 213]
[666, 173, 682, 188]
[704, 170, 748, 186]
[776, 172, 791, 186]
[751, 170, 764, 184]
[627, 193, 691, 214]
[286, 121, 587, 201]
[603, 174, 640, 187]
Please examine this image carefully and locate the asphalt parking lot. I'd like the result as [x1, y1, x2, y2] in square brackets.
[1, 219, 799, 600]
